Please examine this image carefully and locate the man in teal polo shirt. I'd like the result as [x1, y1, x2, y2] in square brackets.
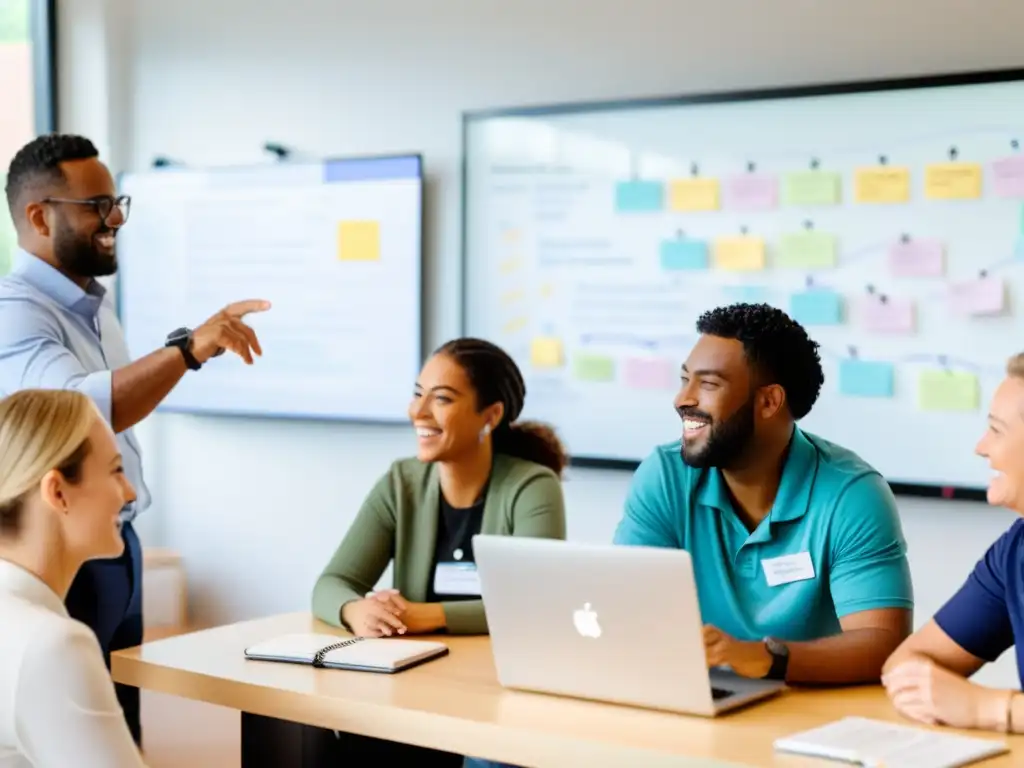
[615, 302, 913, 685]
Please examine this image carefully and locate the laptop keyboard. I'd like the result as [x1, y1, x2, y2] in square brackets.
[711, 687, 733, 700]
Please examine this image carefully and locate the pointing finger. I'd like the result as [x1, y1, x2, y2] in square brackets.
[225, 299, 272, 317]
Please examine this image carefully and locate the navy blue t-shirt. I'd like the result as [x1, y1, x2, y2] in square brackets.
[934, 519, 1024, 686]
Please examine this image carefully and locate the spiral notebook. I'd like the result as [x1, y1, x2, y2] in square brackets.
[774, 716, 1009, 767]
[243, 633, 449, 673]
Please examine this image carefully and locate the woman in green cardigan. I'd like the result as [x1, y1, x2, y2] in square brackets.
[312, 337, 568, 637]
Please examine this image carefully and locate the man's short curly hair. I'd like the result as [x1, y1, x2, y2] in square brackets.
[695, 302, 825, 420]
[5, 133, 99, 220]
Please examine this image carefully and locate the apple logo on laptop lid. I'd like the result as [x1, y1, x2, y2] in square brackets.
[573, 603, 602, 638]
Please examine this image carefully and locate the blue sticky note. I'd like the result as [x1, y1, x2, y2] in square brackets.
[788, 289, 842, 325]
[660, 239, 708, 270]
[839, 359, 895, 398]
[615, 180, 663, 212]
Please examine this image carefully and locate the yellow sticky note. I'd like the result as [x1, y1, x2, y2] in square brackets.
[502, 229, 521, 244]
[918, 370, 979, 411]
[855, 166, 911, 204]
[925, 163, 982, 200]
[713, 236, 765, 271]
[668, 178, 720, 211]
[530, 337, 563, 368]
[776, 232, 837, 268]
[337, 220, 380, 261]
[539, 283, 555, 298]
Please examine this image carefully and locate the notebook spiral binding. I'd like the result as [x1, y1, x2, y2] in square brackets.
[312, 637, 365, 667]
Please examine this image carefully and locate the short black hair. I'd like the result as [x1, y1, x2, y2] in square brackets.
[5, 133, 99, 221]
[695, 302, 824, 420]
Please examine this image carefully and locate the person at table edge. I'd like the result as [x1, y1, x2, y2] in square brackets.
[883, 351, 1024, 734]
[615, 303, 914, 684]
[312, 337, 567, 637]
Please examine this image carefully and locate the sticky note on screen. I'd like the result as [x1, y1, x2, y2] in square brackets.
[782, 171, 842, 206]
[862, 296, 915, 334]
[948, 277, 1006, 316]
[888, 239, 944, 277]
[337, 220, 380, 261]
[624, 357, 675, 390]
[660, 239, 709, 270]
[668, 178, 720, 211]
[615, 180, 663, 212]
[924, 163, 982, 200]
[713, 236, 765, 271]
[991, 155, 1024, 198]
[789, 289, 843, 325]
[918, 369, 979, 411]
[530, 337, 564, 368]
[573, 354, 616, 382]
[839, 359, 895, 398]
[854, 166, 911, 204]
[775, 231, 837, 268]
[722, 174, 778, 211]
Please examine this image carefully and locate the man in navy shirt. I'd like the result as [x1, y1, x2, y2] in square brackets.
[883, 352, 1024, 734]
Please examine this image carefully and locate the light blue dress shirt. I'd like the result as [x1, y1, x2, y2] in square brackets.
[0, 251, 150, 522]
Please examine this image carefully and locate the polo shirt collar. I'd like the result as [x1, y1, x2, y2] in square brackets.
[0, 558, 68, 617]
[13, 249, 106, 321]
[695, 426, 816, 529]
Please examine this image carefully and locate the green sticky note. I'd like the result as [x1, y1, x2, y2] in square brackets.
[782, 171, 842, 206]
[573, 354, 616, 382]
[776, 231, 837, 268]
[918, 369, 979, 411]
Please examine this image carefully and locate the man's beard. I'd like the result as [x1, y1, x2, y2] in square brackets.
[53, 219, 117, 278]
[679, 394, 756, 470]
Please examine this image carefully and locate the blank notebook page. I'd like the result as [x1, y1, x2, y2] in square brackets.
[245, 633, 447, 670]
[774, 716, 1008, 768]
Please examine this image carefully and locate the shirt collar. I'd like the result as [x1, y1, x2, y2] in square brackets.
[13, 249, 106, 321]
[695, 426, 816, 526]
[0, 558, 69, 617]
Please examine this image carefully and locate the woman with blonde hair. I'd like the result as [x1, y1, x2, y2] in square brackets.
[0, 389, 146, 767]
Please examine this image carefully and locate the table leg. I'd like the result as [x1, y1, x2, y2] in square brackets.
[240, 713, 463, 767]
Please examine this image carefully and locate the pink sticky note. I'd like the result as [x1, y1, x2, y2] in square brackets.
[888, 239, 944, 277]
[862, 296, 915, 334]
[624, 357, 675, 390]
[723, 174, 778, 211]
[948, 277, 1005, 316]
[990, 155, 1024, 198]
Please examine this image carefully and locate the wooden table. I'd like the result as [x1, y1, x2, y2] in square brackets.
[112, 612, 1023, 767]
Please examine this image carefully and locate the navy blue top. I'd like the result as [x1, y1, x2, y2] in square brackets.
[934, 519, 1024, 687]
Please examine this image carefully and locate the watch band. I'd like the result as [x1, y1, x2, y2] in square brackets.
[166, 328, 202, 371]
[764, 637, 789, 681]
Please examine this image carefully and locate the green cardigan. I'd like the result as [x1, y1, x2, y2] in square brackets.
[311, 453, 567, 635]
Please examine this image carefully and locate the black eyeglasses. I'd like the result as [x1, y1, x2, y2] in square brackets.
[43, 195, 132, 225]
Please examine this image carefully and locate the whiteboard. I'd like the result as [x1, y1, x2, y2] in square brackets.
[117, 155, 423, 423]
[463, 70, 1024, 493]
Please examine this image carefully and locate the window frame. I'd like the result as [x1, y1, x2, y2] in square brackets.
[27, 0, 57, 133]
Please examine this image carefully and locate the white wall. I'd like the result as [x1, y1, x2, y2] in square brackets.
[58, 0, 1024, 686]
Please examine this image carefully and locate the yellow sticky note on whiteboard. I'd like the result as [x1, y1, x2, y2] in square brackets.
[668, 178, 720, 211]
[855, 166, 910, 204]
[713, 236, 765, 271]
[530, 337, 563, 369]
[337, 220, 380, 261]
[925, 163, 982, 200]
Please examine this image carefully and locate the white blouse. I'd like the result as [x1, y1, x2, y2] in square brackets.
[0, 559, 147, 767]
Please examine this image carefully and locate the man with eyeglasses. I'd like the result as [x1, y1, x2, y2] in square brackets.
[0, 133, 272, 747]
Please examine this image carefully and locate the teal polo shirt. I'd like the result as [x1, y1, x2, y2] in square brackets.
[613, 428, 913, 642]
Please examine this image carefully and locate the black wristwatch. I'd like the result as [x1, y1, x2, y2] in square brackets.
[165, 327, 202, 371]
[763, 636, 789, 681]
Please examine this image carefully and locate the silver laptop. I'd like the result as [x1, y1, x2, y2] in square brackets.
[473, 535, 785, 716]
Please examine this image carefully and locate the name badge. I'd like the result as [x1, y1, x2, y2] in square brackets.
[433, 562, 481, 596]
[761, 551, 815, 587]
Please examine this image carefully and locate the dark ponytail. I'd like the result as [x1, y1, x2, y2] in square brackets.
[435, 337, 569, 477]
